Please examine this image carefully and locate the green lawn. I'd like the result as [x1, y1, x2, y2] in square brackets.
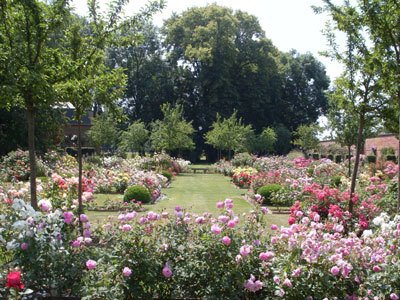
[87, 173, 289, 227]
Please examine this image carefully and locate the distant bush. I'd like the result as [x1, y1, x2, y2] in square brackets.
[231, 152, 254, 167]
[257, 184, 281, 205]
[381, 146, 395, 157]
[307, 167, 314, 177]
[330, 175, 342, 188]
[123, 185, 151, 204]
[162, 170, 172, 182]
[367, 155, 376, 164]
[386, 155, 397, 162]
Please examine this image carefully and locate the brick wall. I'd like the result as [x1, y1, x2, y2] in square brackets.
[364, 134, 399, 158]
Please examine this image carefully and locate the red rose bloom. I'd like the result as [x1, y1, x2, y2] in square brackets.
[6, 271, 24, 290]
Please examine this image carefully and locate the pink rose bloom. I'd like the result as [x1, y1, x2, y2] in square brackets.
[373, 265, 381, 272]
[80, 214, 89, 222]
[313, 214, 320, 222]
[162, 262, 172, 278]
[227, 220, 236, 228]
[118, 214, 126, 221]
[270, 224, 278, 230]
[122, 224, 132, 231]
[283, 278, 292, 287]
[211, 224, 222, 234]
[292, 268, 301, 277]
[126, 212, 137, 221]
[288, 217, 296, 225]
[174, 206, 182, 212]
[222, 236, 231, 245]
[240, 245, 253, 257]
[83, 229, 91, 237]
[84, 237, 92, 244]
[195, 217, 206, 224]
[72, 240, 80, 247]
[218, 215, 229, 223]
[273, 276, 280, 284]
[216, 202, 224, 208]
[63, 212, 74, 224]
[390, 294, 399, 300]
[259, 251, 274, 260]
[123, 267, 132, 277]
[21, 243, 28, 250]
[86, 259, 97, 270]
[331, 266, 340, 275]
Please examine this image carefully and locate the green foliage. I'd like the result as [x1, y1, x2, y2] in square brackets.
[252, 127, 277, 155]
[381, 146, 395, 157]
[330, 175, 342, 188]
[231, 152, 254, 167]
[257, 184, 281, 205]
[274, 123, 292, 155]
[307, 167, 315, 177]
[204, 111, 254, 157]
[292, 123, 321, 154]
[367, 155, 377, 164]
[150, 103, 195, 154]
[161, 170, 172, 182]
[119, 120, 149, 154]
[123, 185, 151, 204]
[87, 114, 120, 153]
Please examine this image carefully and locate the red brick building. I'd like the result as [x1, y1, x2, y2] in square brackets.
[364, 134, 399, 157]
[318, 134, 399, 158]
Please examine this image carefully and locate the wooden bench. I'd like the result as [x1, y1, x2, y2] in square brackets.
[192, 167, 209, 174]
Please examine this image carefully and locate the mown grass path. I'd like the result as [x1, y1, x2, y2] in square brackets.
[89, 172, 289, 227]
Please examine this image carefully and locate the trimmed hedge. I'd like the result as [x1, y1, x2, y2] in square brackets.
[257, 184, 281, 205]
[123, 185, 151, 204]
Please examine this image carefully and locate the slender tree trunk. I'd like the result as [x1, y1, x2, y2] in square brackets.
[348, 145, 351, 178]
[398, 92, 400, 211]
[349, 112, 365, 214]
[27, 104, 37, 209]
[78, 116, 83, 231]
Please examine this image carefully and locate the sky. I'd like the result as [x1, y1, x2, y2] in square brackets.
[71, 0, 343, 82]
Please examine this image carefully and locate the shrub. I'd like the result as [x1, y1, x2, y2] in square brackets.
[335, 155, 342, 163]
[312, 153, 319, 160]
[386, 155, 397, 162]
[123, 185, 151, 204]
[367, 155, 376, 164]
[330, 175, 342, 187]
[162, 170, 172, 182]
[1, 149, 31, 181]
[257, 184, 281, 205]
[231, 152, 254, 167]
[381, 146, 395, 157]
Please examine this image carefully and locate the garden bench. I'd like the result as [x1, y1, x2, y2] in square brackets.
[192, 167, 209, 174]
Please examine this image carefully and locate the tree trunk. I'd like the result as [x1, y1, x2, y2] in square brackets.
[398, 93, 400, 211]
[349, 112, 365, 214]
[27, 105, 37, 210]
[78, 116, 83, 232]
[347, 145, 351, 178]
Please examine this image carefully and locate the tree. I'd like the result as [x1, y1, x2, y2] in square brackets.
[119, 120, 149, 155]
[150, 103, 195, 155]
[317, 0, 388, 215]
[0, 0, 71, 208]
[279, 51, 331, 132]
[87, 114, 120, 153]
[274, 123, 292, 155]
[204, 110, 254, 159]
[293, 124, 322, 156]
[252, 127, 277, 155]
[359, 0, 400, 210]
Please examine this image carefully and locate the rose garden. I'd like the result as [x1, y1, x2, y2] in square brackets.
[2, 0, 400, 299]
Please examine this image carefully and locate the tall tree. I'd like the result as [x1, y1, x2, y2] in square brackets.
[55, 1, 163, 222]
[150, 103, 195, 155]
[293, 123, 322, 156]
[119, 120, 149, 155]
[317, 0, 387, 214]
[87, 113, 121, 153]
[0, 0, 70, 208]
[359, 0, 400, 210]
[204, 110, 254, 159]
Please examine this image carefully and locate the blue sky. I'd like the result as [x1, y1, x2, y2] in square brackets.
[71, 0, 343, 82]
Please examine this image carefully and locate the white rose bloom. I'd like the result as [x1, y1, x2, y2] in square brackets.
[12, 199, 25, 211]
[13, 220, 29, 231]
[0, 215, 5, 221]
[362, 230, 373, 238]
[373, 216, 384, 226]
[6, 240, 19, 251]
[381, 223, 391, 233]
